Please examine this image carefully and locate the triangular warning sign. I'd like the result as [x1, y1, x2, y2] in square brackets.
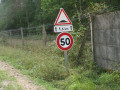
[54, 8, 72, 25]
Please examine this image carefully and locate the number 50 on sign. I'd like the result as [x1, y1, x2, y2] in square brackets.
[56, 32, 73, 51]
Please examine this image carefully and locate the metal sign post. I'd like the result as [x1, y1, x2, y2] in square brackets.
[64, 51, 69, 73]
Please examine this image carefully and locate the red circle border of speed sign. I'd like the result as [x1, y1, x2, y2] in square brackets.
[57, 32, 73, 51]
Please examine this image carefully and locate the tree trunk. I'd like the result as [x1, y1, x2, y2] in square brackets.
[77, 28, 89, 59]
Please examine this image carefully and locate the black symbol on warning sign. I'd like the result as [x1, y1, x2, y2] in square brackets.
[58, 20, 67, 23]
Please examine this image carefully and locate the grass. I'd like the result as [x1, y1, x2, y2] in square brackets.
[0, 38, 120, 90]
[0, 70, 22, 90]
[0, 44, 63, 90]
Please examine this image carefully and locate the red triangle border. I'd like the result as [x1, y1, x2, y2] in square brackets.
[54, 8, 72, 25]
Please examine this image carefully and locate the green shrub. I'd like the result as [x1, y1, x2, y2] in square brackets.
[95, 73, 120, 89]
[56, 72, 97, 90]
[30, 60, 68, 82]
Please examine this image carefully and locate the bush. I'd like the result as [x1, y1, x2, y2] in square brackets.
[55, 72, 97, 90]
[95, 73, 120, 89]
[31, 60, 68, 82]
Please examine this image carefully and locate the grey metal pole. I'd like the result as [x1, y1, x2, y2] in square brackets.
[64, 51, 69, 73]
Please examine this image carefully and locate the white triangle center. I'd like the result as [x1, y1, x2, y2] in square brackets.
[57, 11, 69, 24]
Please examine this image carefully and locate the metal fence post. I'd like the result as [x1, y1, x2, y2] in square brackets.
[42, 24, 47, 47]
[20, 27, 24, 46]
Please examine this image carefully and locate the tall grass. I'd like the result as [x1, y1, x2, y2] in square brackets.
[0, 38, 120, 90]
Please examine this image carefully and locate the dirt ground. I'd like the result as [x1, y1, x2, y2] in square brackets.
[0, 60, 45, 90]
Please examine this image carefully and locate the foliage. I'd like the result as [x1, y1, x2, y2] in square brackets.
[87, 2, 109, 14]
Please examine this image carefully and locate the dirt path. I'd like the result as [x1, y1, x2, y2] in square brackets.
[0, 60, 45, 90]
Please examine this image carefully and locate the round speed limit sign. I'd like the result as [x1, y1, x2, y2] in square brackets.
[56, 32, 73, 51]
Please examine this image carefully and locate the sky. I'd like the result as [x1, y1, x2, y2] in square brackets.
[0, 0, 1, 4]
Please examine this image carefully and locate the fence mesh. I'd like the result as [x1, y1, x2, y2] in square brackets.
[0, 25, 58, 49]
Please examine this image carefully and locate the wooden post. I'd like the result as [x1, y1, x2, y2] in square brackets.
[42, 24, 47, 47]
[20, 27, 24, 46]
[9, 30, 12, 45]
[77, 28, 89, 60]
